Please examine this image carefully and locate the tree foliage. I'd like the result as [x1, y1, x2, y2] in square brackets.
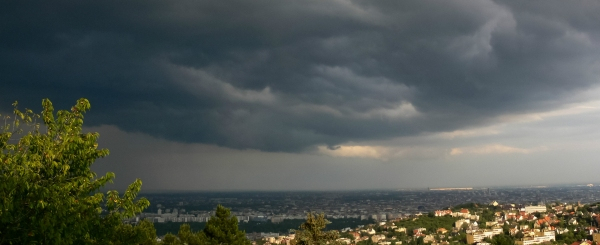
[203, 204, 251, 245]
[162, 233, 181, 245]
[110, 220, 159, 245]
[394, 215, 458, 235]
[486, 233, 514, 245]
[292, 212, 341, 245]
[0, 98, 151, 244]
[178, 223, 207, 245]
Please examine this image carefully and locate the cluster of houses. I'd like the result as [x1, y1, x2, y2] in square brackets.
[254, 201, 600, 245]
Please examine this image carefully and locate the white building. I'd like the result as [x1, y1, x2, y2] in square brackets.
[514, 231, 555, 245]
[467, 230, 494, 244]
[524, 205, 547, 214]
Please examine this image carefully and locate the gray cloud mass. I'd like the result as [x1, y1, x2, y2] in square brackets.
[2, 0, 600, 152]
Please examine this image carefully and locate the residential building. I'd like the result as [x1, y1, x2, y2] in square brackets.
[372, 234, 386, 243]
[514, 231, 555, 245]
[467, 230, 494, 244]
[524, 206, 547, 214]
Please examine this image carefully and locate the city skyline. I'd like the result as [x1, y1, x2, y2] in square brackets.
[2, 1, 600, 191]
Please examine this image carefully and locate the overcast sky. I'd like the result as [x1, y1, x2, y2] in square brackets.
[2, 0, 600, 191]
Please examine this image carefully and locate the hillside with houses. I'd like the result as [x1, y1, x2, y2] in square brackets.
[254, 201, 600, 245]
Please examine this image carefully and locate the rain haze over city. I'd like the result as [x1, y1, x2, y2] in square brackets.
[2, 0, 600, 192]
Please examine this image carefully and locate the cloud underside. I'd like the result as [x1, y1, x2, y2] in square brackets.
[2, 0, 600, 152]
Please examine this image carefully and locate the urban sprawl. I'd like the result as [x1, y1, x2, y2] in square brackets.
[132, 185, 600, 245]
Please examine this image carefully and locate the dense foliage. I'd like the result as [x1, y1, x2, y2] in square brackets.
[292, 213, 341, 245]
[204, 205, 251, 245]
[0, 99, 150, 244]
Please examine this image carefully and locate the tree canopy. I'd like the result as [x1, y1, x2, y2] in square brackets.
[203, 204, 251, 245]
[292, 212, 341, 245]
[0, 98, 151, 244]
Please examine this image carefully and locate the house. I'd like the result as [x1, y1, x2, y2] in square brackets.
[414, 228, 427, 236]
[505, 213, 517, 221]
[396, 227, 407, 233]
[526, 215, 538, 222]
[467, 230, 494, 244]
[470, 221, 479, 230]
[514, 231, 555, 245]
[435, 210, 453, 217]
[569, 218, 579, 225]
[556, 228, 569, 234]
[553, 206, 565, 214]
[524, 205, 547, 214]
[502, 204, 516, 211]
[372, 234, 386, 243]
[486, 221, 498, 227]
[570, 241, 593, 245]
[337, 238, 352, 244]
[349, 232, 361, 240]
[534, 216, 555, 228]
[460, 209, 471, 218]
[452, 209, 471, 219]
[423, 235, 436, 243]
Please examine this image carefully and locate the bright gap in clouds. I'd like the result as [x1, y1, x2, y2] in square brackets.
[318, 97, 600, 161]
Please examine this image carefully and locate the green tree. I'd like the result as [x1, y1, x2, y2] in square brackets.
[0, 98, 151, 244]
[110, 220, 159, 245]
[292, 212, 341, 245]
[460, 223, 469, 232]
[489, 233, 514, 245]
[163, 233, 182, 245]
[203, 204, 251, 245]
[357, 240, 376, 245]
[339, 232, 355, 240]
[514, 231, 524, 239]
[178, 223, 207, 245]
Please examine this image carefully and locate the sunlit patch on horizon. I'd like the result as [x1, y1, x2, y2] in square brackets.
[498, 100, 600, 124]
[449, 144, 548, 156]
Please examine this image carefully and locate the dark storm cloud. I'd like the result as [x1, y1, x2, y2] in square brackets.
[2, 0, 600, 151]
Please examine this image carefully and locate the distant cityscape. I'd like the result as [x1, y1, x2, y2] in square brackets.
[132, 184, 600, 225]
